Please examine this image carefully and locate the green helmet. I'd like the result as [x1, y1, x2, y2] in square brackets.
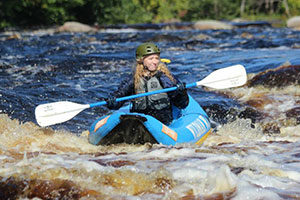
[136, 42, 160, 60]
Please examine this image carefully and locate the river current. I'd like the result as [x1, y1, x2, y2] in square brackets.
[0, 24, 300, 199]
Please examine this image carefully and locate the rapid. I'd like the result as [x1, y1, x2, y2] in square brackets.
[0, 23, 300, 199]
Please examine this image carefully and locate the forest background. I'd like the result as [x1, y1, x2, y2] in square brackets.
[0, 0, 300, 30]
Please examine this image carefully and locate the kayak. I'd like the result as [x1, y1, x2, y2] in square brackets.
[88, 95, 211, 145]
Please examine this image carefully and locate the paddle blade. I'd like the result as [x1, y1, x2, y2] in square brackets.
[196, 64, 247, 89]
[35, 101, 90, 127]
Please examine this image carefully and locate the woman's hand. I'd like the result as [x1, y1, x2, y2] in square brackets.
[105, 97, 118, 109]
[176, 82, 186, 93]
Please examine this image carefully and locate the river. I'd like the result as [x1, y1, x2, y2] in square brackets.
[0, 24, 300, 199]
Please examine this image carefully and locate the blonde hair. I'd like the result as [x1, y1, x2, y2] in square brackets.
[134, 61, 175, 92]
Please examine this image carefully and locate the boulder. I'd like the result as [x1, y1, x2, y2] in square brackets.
[56, 21, 97, 33]
[286, 107, 300, 123]
[247, 65, 300, 88]
[287, 16, 300, 30]
[194, 20, 233, 30]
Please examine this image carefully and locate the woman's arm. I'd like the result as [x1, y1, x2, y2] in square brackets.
[106, 75, 135, 109]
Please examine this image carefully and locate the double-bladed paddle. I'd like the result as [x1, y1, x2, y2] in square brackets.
[35, 64, 247, 127]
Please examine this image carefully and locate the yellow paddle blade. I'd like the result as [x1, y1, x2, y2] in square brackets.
[161, 58, 171, 63]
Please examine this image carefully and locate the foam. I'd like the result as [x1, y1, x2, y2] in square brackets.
[1, 114, 300, 198]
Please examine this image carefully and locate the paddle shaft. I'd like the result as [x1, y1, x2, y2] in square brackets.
[89, 83, 197, 108]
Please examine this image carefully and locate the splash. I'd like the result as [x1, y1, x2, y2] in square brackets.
[1, 114, 300, 199]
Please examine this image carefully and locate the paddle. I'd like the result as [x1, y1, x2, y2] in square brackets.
[35, 64, 247, 127]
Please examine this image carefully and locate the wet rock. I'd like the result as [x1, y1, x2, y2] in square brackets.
[28, 179, 83, 199]
[56, 21, 97, 33]
[244, 93, 274, 110]
[247, 65, 300, 87]
[0, 176, 84, 199]
[238, 107, 265, 124]
[292, 152, 300, 158]
[92, 159, 135, 168]
[231, 167, 245, 175]
[287, 16, 300, 30]
[262, 122, 281, 134]
[203, 104, 236, 124]
[194, 20, 233, 30]
[203, 101, 267, 127]
[6, 32, 22, 40]
[106, 160, 135, 168]
[182, 188, 236, 200]
[0, 63, 13, 69]
[0, 177, 27, 199]
[286, 107, 300, 123]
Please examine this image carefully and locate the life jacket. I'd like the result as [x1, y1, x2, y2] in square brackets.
[131, 75, 171, 111]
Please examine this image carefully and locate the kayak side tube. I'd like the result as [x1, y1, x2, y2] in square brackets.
[88, 95, 211, 145]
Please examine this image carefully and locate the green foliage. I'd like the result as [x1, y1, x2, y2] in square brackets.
[288, 0, 300, 15]
[101, 0, 153, 24]
[91, 0, 190, 25]
[151, 0, 190, 23]
[182, 0, 241, 21]
[0, 0, 84, 28]
[0, 0, 299, 30]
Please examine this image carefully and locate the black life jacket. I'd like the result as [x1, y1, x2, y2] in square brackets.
[131, 75, 171, 111]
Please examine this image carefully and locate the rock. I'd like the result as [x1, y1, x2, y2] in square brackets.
[194, 20, 233, 30]
[0, 176, 84, 199]
[262, 122, 281, 134]
[238, 107, 265, 123]
[1, 32, 22, 40]
[202, 104, 239, 125]
[56, 21, 97, 33]
[286, 107, 300, 123]
[287, 16, 300, 30]
[7, 32, 22, 40]
[247, 65, 300, 87]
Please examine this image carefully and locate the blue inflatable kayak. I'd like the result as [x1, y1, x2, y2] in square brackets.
[88, 95, 211, 145]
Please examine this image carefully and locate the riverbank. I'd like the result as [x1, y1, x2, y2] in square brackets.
[1, 16, 300, 40]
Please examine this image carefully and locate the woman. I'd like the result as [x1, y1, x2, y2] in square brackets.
[105, 42, 189, 125]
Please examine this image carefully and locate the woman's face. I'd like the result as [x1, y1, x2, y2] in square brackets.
[143, 54, 160, 72]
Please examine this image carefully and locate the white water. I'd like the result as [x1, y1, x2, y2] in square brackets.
[1, 114, 300, 199]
